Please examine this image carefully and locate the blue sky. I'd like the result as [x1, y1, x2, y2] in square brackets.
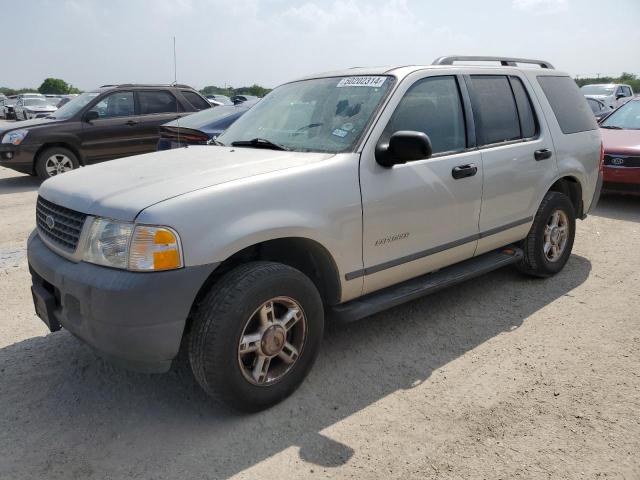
[3, 0, 640, 90]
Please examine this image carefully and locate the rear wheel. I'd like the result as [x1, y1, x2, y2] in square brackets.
[35, 147, 79, 180]
[517, 191, 575, 277]
[189, 261, 324, 411]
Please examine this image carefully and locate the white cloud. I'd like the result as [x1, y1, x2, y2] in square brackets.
[512, 0, 568, 14]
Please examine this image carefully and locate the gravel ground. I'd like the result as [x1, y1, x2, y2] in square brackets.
[0, 163, 638, 480]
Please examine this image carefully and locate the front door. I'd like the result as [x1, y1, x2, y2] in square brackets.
[80, 91, 145, 163]
[358, 74, 483, 295]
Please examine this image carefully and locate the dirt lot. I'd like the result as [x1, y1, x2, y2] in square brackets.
[0, 162, 639, 480]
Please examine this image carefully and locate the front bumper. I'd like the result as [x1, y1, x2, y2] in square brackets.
[603, 166, 640, 195]
[0, 143, 39, 174]
[28, 232, 218, 373]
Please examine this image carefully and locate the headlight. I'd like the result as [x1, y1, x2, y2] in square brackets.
[83, 218, 183, 271]
[2, 129, 28, 145]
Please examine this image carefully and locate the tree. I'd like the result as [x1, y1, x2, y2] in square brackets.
[38, 78, 81, 95]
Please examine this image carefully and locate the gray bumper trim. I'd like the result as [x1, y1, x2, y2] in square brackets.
[28, 232, 219, 373]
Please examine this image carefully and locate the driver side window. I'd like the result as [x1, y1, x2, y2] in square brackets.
[90, 91, 135, 118]
[383, 76, 466, 155]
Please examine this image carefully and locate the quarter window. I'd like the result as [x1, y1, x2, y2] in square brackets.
[90, 91, 135, 118]
[537, 76, 597, 134]
[383, 76, 466, 155]
[468, 75, 521, 146]
[137, 90, 178, 114]
[180, 90, 211, 110]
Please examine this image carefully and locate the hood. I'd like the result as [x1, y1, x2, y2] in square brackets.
[39, 146, 334, 220]
[25, 105, 56, 111]
[584, 94, 611, 100]
[601, 128, 640, 155]
[0, 117, 59, 136]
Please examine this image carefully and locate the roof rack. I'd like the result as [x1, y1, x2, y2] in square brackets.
[432, 56, 554, 69]
[99, 83, 194, 89]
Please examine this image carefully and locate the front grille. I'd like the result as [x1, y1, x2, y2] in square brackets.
[36, 196, 87, 252]
[604, 154, 640, 168]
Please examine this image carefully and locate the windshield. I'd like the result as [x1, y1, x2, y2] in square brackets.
[216, 76, 393, 153]
[601, 100, 640, 130]
[169, 106, 243, 128]
[51, 91, 100, 120]
[24, 98, 48, 106]
[581, 85, 615, 96]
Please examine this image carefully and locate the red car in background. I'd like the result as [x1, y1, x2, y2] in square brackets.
[599, 98, 640, 195]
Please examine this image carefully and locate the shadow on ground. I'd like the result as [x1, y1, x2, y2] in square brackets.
[0, 255, 591, 479]
[0, 174, 40, 195]
[591, 194, 640, 222]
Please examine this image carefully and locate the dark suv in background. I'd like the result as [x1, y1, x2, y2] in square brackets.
[0, 84, 211, 179]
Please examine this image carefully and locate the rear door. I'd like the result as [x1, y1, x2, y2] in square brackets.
[134, 90, 183, 152]
[80, 90, 145, 163]
[466, 74, 557, 256]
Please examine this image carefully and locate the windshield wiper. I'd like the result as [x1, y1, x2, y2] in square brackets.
[209, 138, 225, 146]
[231, 138, 289, 151]
[600, 125, 623, 130]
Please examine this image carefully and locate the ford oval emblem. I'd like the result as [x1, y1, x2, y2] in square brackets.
[611, 157, 624, 166]
[45, 215, 55, 229]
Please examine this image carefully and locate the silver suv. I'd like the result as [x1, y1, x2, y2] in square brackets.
[28, 56, 603, 411]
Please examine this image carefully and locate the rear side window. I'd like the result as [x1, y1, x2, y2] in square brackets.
[383, 75, 466, 155]
[468, 75, 520, 145]
[510, 77, 537, 138]
[137, 90, 178, 114]
[537, 76, 597, 134]
[181, 90, 211, 110]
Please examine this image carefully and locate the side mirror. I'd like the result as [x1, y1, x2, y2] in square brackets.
[375, 131, 433, 168]
[84, 110, 99, 122]
[616, 92, 626, 100]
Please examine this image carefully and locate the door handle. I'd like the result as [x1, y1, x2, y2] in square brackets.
[452, 164, 478, 180]
[534, 149, 552, 161]
[125, 120, 138, 126]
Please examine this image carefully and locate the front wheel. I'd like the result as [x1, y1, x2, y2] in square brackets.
[517, 191, 576, 277]
[189, 261, 324, 411]
[35, 147, 79, 180]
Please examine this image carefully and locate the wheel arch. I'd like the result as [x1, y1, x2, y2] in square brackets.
[33, 141, 84, 173]
[547, 175, 584, 218]
[184, 236, 342, 339]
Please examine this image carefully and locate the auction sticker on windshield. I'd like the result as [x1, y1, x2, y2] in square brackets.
[337, 76, 387, 88]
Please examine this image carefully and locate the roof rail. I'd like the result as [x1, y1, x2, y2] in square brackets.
[99, 83, 194, 89]
[432, 56, 554, 69]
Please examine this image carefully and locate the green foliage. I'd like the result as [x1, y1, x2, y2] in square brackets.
[575, 72, 640, 93]
[38, 78, 82, 95]
[1, 78, 82, 97]
[199, 84, 272, 98]
[0, 86, 40, 96]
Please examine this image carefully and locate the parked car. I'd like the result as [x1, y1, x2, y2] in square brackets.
[0, 83, 211, 179]
[231, 94, 259, 105]
[581, 83, 634, 110]
[599, 98, 640, 195]
[206, 94, 233, 106]
[2, 97, 18, 120]
[14, 97, 58, 120]
[586, 97, 611, 121]
[28, 56, 601, 411]
[56, 96, 73, 108]
[157, 102, 256, 150]
[44, 96, 63, 107]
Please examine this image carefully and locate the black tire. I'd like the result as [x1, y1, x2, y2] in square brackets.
[517, 191, 576, 277]
[189, 261, 324, 411]
[35, 147, 79, 180]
